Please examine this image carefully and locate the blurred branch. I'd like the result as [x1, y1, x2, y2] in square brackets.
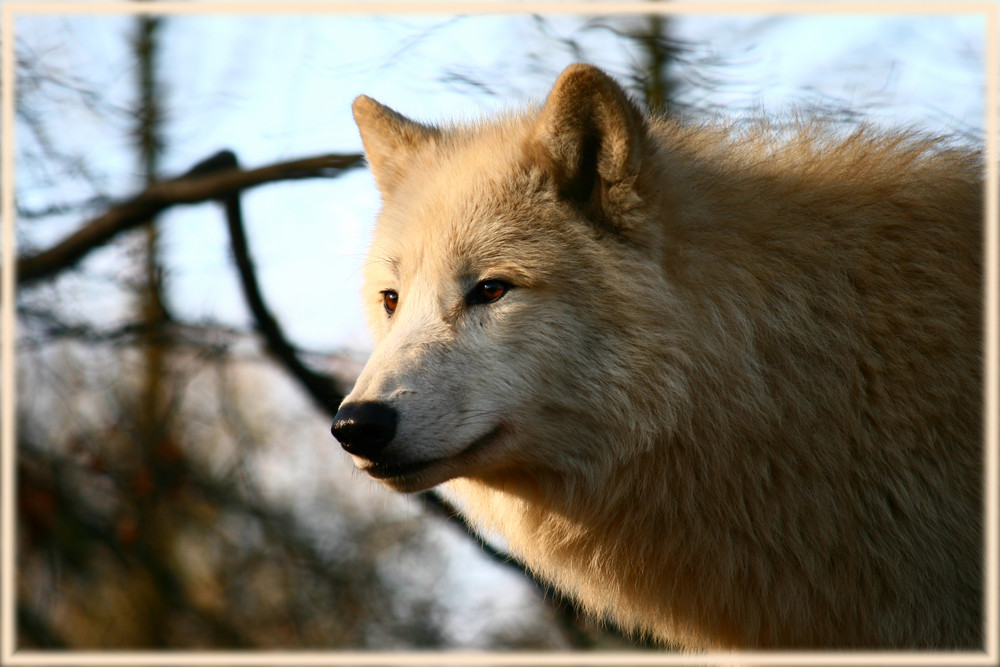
[16, 309, 246, 356]
[216, 150, 348, 415]
[15, 150, 365, 285]
[16, 195, 114, 221]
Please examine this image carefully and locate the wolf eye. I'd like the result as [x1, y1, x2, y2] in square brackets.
[467, 279, 511, 306]
[381, 290, 398, 315]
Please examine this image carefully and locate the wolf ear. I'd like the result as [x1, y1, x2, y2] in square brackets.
[352, 95, 440, 196]
[528, 64, 647, 232]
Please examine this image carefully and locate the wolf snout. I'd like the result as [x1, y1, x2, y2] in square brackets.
[331, 401, 398, 459]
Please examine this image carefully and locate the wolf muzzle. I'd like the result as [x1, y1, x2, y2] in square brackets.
[331, 401, 398, 459]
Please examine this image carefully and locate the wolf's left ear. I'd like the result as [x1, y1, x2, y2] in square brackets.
[528, 64, 647, 233]
[353, 95, 440, 196]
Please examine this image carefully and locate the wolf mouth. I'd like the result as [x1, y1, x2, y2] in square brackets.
[363, 424, 504, 484]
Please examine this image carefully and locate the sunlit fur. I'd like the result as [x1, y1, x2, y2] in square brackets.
[344, 64, 983, 649]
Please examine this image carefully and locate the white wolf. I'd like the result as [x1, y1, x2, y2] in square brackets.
[331, 64, 983, 649]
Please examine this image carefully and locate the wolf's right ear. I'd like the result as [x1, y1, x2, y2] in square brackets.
[352, 95, 439, 196]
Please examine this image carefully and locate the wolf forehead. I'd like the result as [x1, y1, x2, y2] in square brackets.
[367, 121, 557, 222]
[359, 120, 608, 281]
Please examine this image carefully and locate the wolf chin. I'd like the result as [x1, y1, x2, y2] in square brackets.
[331, 63, 983, 649]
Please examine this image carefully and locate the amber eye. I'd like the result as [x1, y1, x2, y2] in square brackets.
[381, 290, 398, 315]
[467, 279, 511, 306]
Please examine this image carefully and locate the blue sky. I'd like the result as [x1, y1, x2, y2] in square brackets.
[14, 7, 988, 355]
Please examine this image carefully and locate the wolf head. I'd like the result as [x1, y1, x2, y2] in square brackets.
[332, 64, 681, 494]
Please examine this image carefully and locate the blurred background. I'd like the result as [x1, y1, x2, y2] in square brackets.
[7, 0, 987, 652]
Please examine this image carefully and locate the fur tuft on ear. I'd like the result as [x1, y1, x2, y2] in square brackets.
[352, 95, 440, 195]
[529, 64, 648, 232]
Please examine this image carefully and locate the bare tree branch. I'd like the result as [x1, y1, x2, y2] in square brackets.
[216, 150, 349, 414]
[15, 150, 365, 285]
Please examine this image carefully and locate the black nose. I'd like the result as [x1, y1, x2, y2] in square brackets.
[331, 401, 398, 459]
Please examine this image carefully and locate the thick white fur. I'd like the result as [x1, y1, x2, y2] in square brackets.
[343, 64, 983, 649]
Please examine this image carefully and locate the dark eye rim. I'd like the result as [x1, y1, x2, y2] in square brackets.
[466, 279, 513, 306]
[381, 289, 399, 315]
